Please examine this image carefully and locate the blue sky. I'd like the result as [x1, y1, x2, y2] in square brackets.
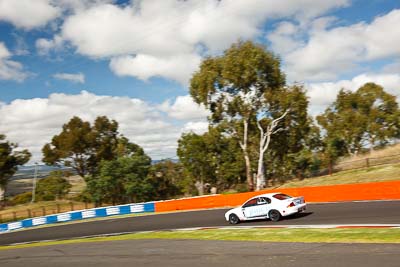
[0, 0, 399, 162]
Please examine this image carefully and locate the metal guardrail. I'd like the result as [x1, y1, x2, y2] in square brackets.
[0, 202, 155, 233]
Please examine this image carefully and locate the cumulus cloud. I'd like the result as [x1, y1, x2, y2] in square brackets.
[273, 9, 400, 81]
[110, 54, 201, 85]
[0, 0, 60, 29]
[39, 0, 348, 84]
[307, 72, 400, 116]
[53, 72, 85, 83]
[36, 35, 64, 56]
[0, 42, 29, 82]
[182, 121, 209, 135]
[159, 95, 210, 121]
[0, 91, 210, 163]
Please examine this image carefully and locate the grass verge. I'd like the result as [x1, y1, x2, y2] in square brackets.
[276, 163, 400, 188]
[1, 228, 400, 250]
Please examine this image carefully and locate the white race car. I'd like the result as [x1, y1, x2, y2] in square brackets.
[224, 192, 306, 224]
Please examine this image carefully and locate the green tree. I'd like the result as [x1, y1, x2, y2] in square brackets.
[85, 147, 152, 205]
[357, 83, 400, 150]
[317, 83, 400, 158]
[0, 134, 31, 202]
[263, 85, 320, 182]
[42, 116, 122, 178]
[42, 116, 94, 177]
[36, 171, 71, 201]
[190, 40, 285, 191]
[177, 127, 246, 195]
[147, 160, 184, 200]
[177, 132, 213, 195]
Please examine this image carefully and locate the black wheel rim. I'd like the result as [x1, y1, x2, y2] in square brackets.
[230, 215, 238, 224]
[270, 211, 279, 221]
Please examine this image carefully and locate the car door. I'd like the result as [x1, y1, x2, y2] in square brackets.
[242, 197, 270, 218]
[256, 197, 272, 216]
[242, 198, 259, 218]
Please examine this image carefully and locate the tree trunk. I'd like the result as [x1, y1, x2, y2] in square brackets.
[243, 151, 253, 191]
[195, 179, 204, 196]
[239, 119, 254, 191]
[256, 133, 269, 191]
[256, 110, 288, 191]
[256, 153, 265, 191]
[0, 186, 5, 202]
[369, 136, 376, 153]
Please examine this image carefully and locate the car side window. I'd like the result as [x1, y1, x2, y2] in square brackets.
[257, 197, 266, 205]
[243, 198, 257, 208]
[257, 197, 271, 205]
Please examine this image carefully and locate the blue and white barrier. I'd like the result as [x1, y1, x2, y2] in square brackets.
[0, 202, 155, 233]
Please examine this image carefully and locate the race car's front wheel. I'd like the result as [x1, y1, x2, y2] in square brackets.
[268, 210, 281, 222]
[229, 214, 240, 224]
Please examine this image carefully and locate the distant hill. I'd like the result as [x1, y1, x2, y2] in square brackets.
[13, 158, 179, 179]
[152, 158, 179, 164]
[13, 165, 75, 180]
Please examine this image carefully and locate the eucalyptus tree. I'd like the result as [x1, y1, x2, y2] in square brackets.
[177, 127, 246, 195]
[42, 116, 130, 178]
[190, 41, 285, 191]
[0, 134, 31, 201]
[357, 83, 400, 150]
[317, 82, 400, 157]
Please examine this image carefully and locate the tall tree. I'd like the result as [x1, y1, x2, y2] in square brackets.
[177, 132, 214, 195]
[42, 116, 94, 177]
[42, 116, 121, 178]
[317, 83, 400, 157]
[264, 85, 320, 182]
[0, 134, 31, 201]
[190, 41, 285, 191]
[357, 83, 400, 150]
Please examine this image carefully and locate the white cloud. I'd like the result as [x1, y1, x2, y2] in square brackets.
[307, 72, 400, 116]
[159, 95, 210, 121]
[110, 54, 201, 85]
[0, 42, 29, 82]
[36, 35, 64, 56]
[277, 9, 400, 81]
[182, 121, 209, 135]
[0, 0, 60, 29]
[40, 0, 348, 84]
[53, 72, 85, 83]
[0, 91, 210, 163]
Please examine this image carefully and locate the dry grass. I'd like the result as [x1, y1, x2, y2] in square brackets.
[276, 163, 400, 188]
[0, 201, 95, 223]
[6, 175, 85, 198]
[65, 175, 86, 198]
[338, 143, 400, 164]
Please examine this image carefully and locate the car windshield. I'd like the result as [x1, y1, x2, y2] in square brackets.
[273, 193, 292, 200]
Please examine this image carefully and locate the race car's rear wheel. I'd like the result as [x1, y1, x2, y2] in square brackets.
[229, 214, 240, 224]
[268, 210, 281, 222]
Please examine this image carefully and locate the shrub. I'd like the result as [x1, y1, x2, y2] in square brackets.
[36, 176, 71, 201]
[11, 192, 32, 205]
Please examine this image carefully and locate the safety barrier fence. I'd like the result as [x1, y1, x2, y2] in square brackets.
[0, 202, 154, 233]
[1, 180, 400, 233]
[155, 180, 400, 211]
[0, 202, 96, 223]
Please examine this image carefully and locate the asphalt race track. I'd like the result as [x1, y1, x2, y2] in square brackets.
[1, 240, 400, 267]
[1, 200, 400, 245]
